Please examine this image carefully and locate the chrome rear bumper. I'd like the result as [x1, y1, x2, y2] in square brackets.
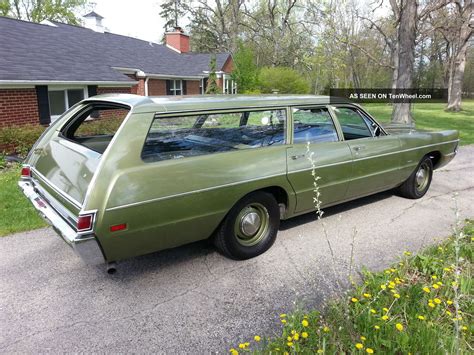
[18, 180, 105, 265]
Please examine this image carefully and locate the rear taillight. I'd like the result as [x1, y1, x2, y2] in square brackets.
[77, 213, 95, 232]
[21, 166, 31, 178]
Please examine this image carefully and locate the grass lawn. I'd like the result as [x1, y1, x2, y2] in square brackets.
[231, 221, 473, 354]
[363, 99, 474, 145]
[0, 164, 46, 236]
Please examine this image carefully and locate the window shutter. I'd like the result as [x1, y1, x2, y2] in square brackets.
[182, 80, 187, 95]
[35, 85, 50, 125]
[166, 80, 172, 95]
[87, 85, 98, 97]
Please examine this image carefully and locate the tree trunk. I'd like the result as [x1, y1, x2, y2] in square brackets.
[446, 3, 473, 111]
[392, 0, 417, 125]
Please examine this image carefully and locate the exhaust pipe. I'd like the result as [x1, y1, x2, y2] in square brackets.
[106, 262, 117, 274]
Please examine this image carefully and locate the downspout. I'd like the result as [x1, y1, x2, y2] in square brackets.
[145, 77, 149, 96]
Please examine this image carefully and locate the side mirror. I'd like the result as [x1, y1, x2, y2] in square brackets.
[373, 126, 381, 137]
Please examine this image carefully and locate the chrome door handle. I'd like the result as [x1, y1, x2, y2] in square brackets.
[291, 154, 305, 160]
[353, 145, 366, 151]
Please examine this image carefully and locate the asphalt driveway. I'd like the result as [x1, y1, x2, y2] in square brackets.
[1, 145, 473, 353]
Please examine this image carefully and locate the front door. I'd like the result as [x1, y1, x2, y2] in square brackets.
[286, 106, 352, 214]
[331, 106, 401, 198]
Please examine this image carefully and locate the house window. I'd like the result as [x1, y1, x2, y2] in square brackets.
[223, 76, 237, 94]
[168, 80, 182, 95]
[48, 88, 86, 120]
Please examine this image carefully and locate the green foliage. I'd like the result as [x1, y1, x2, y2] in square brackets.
[0, 124, 45, 157]
[257, 67, 310, 94]
[231, 221, 474, 354]
[206, 55, 220, 94]
[159, 0, 189, 30]
[0, 164, 47, 236]
[3, 0, 88, 25]
[231, 43, 259, 92]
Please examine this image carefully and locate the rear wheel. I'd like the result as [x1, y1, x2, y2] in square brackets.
[397, 156, 433, 199]
[214, 191, 280, 260]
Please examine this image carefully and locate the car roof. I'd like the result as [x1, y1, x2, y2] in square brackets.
[83, 94, 353, 114]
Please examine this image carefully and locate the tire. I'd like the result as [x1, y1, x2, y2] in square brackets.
[397, 156, 433, 199]
[214, 191, 280, 260]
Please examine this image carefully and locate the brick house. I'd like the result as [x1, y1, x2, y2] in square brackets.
[0, 12, 235, 127]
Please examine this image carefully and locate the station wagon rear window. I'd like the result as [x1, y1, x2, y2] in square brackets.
[142, 109, 286, 162]
[61, 103, 130, 154]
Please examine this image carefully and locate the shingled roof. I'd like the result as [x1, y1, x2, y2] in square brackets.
[0, 16, 231, 83]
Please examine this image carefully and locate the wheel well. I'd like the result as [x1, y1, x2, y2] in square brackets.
[260, 186, 289, 217]
[427, 151, 441, 169]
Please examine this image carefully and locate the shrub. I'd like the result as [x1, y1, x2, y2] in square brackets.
[257, 67, 310, 94]
[0, 124, 45, 157]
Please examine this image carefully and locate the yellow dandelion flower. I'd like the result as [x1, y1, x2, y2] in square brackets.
[302, 332, 308, 339]
[380, 284, 387, 290]
[462, 326, 468, 331]
[356, 343, 364, 349]
[447, 300, 453, 305]
[388, 282, 395, 289]
[293, 333, 300, 341]
[280, 313, 286, 318]
[323, 326, 330, 332]
[366, 348, 374, 354]
[229, 348, 238, 355]
[443, 267, 451, 272]
[451, 281, 458, 287]
[238, 344, 245, 349]
[446, 311, 452, 316]
[254, 335, 261, 342]
[396, 323, 404, 331]
[244, 343, 249, 347]
[351, 297, 359, 303]
[438, 246, 443, 251]
[431, 275, 437, 280]
[284, 352, 289, 355]
[432, 284, 440, 289]
[417, 315, 425, 320]
[423, 287, 431, 293]
[457, 316, 463, 320]
[281, 319, 287, 324]
[404, 251, 412, 256]
[370, 309, 376, 314]
[394, 294, 401, 298]
[383, 307, 389, 312]
[287, 336, 292, 342]
[437, 281, 443, 286]
[381, 315, 389, 321]
[302, 319, 309, 327]
[317, 350, 323, 354]
[360, 336, 366, 341]
[374, 325, 380, 330]
[291, 330, 296, 335]
[287, 341, 293, 347]
[384, 270, 391, 274]
[434, 298, 442, 304]
[428, 302, 435, 308]
[390, 268, 396, 272]
[363, 293, 372, 298]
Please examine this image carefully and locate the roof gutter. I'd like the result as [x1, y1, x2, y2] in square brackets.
[0, 80, 137, 88]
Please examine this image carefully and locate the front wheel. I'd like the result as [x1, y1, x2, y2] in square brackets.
[397, 156, 433, 199]
[214, 191, 280, 260]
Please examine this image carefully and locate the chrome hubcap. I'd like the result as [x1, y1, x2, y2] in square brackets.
[415, 162, 430, 191]
[240, 211, 261, 237]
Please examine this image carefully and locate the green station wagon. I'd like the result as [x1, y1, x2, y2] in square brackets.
[18, 94, 458, 272]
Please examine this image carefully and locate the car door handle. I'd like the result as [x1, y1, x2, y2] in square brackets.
[291, 154, 305, 160]
[353, 145, 366, 151]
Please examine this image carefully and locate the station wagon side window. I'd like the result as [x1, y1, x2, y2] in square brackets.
[292, 107, 338, 144]
[141, 109, 286, 162]
[332, 107, 373, 140]
[60, 103, 130, 154]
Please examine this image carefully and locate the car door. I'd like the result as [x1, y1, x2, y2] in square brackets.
[330, 105, 402, 199]
[286, 106, 353, 214]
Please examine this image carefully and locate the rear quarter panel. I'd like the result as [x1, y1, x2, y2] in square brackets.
[84, 112, 294, 262]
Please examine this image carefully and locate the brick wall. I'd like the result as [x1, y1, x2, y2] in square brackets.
[0, 89, 39, 127]
[97, 87, 132, 95]
[148, 79, 166, 96]
[186, 80, 201, 95]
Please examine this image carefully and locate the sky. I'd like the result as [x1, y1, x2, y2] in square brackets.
[90, 0, 170, 43]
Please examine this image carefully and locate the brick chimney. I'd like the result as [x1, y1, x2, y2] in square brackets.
[165, 26, 190, 53]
